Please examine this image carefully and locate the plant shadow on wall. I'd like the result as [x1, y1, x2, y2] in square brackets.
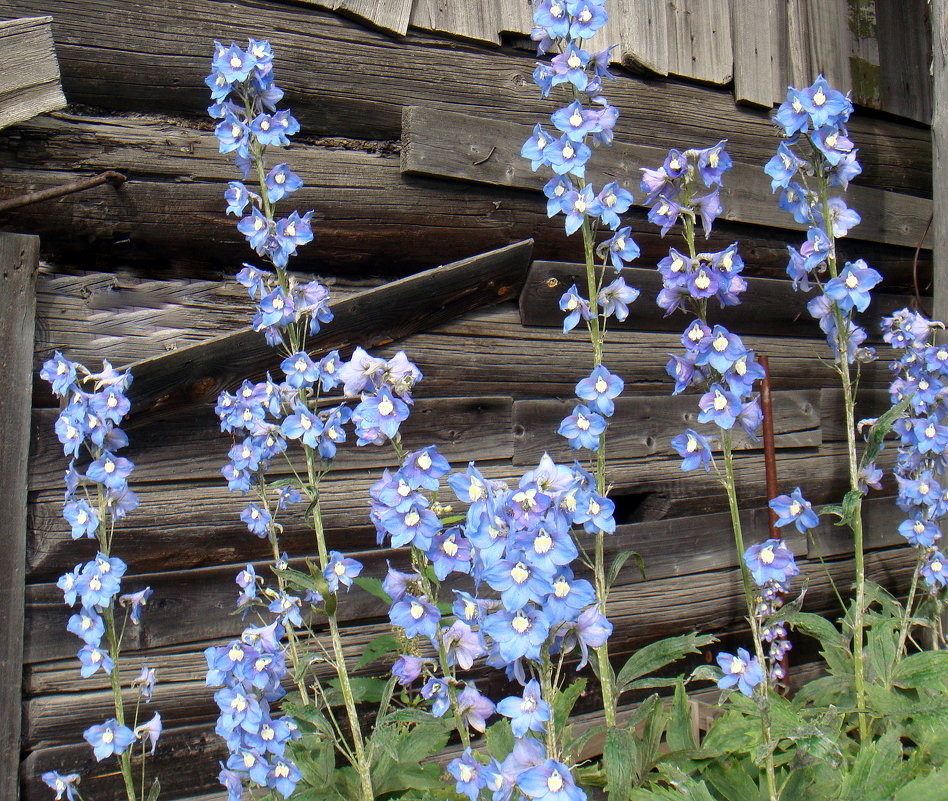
[37, 1, 947, 801]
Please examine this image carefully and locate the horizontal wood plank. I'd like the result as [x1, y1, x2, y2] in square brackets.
[401, 105, 931, 250]
[0, 0, 931, 197]
[29, 396, 513, 491]
[512, 390, 821, 465]
[517, 261, 913, 340]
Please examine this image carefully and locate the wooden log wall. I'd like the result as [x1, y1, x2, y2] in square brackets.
[0, 0, 934, 799]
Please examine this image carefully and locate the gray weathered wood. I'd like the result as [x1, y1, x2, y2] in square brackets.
[876, 0, 932, 124]
[618, 0, 669, 75]
[517, 261, 913, 340]
[0, 17, 65, 130]
[666, 0, 733, 85]
[512, 390, 821, 465]
[0, 233, 38, 801]
[122, 240, 533, 423]
[2, 112, 926, 285]
[29, 396, 514, 491]
[933, 0, 948, 327]
[495, 0, 532, 35]
[335, 0, 413, 35]
[731, 0, 778, 107]
[819, 387, 895, 442]
[400, 105, 932, 250]
[409, 0, 501, 44]
[0, 0, 931, 196]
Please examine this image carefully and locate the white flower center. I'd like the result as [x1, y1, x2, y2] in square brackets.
[511, 614, 530, 634]
[511, 562, 530, 583]
[576, 413, 590, 431]
[713, 334, 728, 352]
[759, 546, 775, 565]
[694, 270, 711, 290]
[378, 396, 395, 416]
[712, 392, 727, 411]
[405, 510, 420, 526]
[409, 602, 424, 620]
[417, 451, 432, 470]
[547, 772, 565, 793]
[562, 143, 575, 159]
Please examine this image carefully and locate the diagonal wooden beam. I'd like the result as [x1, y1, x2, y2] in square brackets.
[124, 239, 533, 424]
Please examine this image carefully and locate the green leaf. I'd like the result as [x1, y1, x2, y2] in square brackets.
[837, 729, 905, 801]
[891, 650, 948, 692]
[395, 718, 453, 765]
[858, 392, 914, 470]
[604, 727, 639, 801]
[894, 770, 948, 801]
[704, 759, 762, 801]
[615, 633, 716, 696]
[553, 678, 587, 732]
[485, 719, 515, 762]
[145, 778, 160, 801]
[666, 679, 696, 752]
[699, 710, 762, 758]
[356, 633, 400, 669]
[609, 548, 646, 588]
[353, 576, 392, 605]
[781, 611, 852, 676]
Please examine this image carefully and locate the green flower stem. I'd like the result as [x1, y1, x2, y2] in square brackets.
[722, 437, 777, 801]
[891, 551, 926, 677]
[580, 217, 617, 728]
[540, 652, 560, 760]
[95, 485, 138, 801]
[103, 609, 137, 801]
[305, 453, 374, 801]
[820, 174, 869, 742]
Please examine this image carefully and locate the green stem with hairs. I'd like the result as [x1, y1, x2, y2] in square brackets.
[580, 216, 617, 728]
[305, 452, 374, 801]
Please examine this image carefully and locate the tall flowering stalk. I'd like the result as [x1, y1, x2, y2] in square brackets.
[39, 355, 160, 801]
[639, 140, 792, 800]
[765, 76, 878, 738]
[883, 310, 948, 649]
[204, 40, 425, 801]
[522, 0, 641, 729]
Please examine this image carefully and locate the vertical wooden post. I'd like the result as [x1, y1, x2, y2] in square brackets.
[934, 0, 948, 326]
[0, 233, 39, 801]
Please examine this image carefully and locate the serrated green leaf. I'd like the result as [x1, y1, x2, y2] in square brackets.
[704, 759, 762, 801]
[891, 650, 948, 692]
[838, 729, 905, 801]
[486, 719, 515, 761]
[604, 727, 638, 801]
[666, 679, 696, 752]
[859, 393, 914, 470]
[553, 678, 587, 732]
[609, 548, 646, 588]
[781, 612, 852, 675]
[145, 778, 160, 801]
[353, 576, 392, 605]
[699, 710, 762, 758]
[357, 633, 400, 669]
[894, 770, 948, 801]
[615, 633, 716, 696]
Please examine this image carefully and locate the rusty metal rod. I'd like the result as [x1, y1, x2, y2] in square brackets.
[759, 355, 780, 538]
[0, 170, 126, 213]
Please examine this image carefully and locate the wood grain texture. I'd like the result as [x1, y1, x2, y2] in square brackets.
[512, 389, 821, 464]
[0, 17, 65, 130]
[0, 233, 38, 801]
[335, 0, 413, 35]
[618, 0, 670, 75]
[875, 0, 932, 124]
[410, 0, 501, 44]
[0, 113, 928, 283]
[0, 0, 931, 196]
[935, 0, 948, 327]
[29, 396, 514, 491]
[731, 0, 778, 107]
[401, 105, 932, 249]
[517, 261, 913, 340]
[666, 0, 733, 85]
[121, 239, 532, 422]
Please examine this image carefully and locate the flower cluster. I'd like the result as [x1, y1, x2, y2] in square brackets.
[766, 76, 875, 365]
[883, 309, 948, 591]
[208, 40, 323, 345]
[39, 353, 161, 790]
[640, 144, 764, 467]
[206, 619, 302, 799]
[383, 450, 616, 801]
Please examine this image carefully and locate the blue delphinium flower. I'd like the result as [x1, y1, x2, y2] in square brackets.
[716, 649, 764, 696]
[769, 488, 820, 533]
[41, 771, 81, 801]
[497, 679, 552, 737]
[83, 719, 137, 761]
[743, 539, 800, 586]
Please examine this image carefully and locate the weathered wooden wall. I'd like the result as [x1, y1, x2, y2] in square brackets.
[0, 0, 934, 799]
